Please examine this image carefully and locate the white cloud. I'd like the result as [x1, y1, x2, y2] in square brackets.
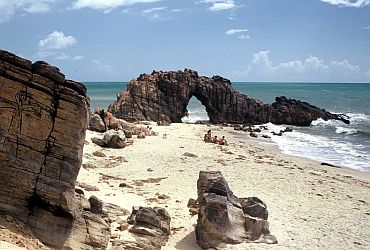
[362, 25, 370, 30]
[200, 0, 236, 11]
[142, 6, 166, 13]
[54, 52, 70, 60]
[70, 0, 162, 11]
[225, 28, 247, 35]
[235, 50, 368, 82]
[238, 34, 250, 39]
[72, 55, 84, 60]
[35, 50, 58, 59]
[92, 59, 114, 72]
[171, 8, 187, 12]
[0, 0, 55, 24]
[141, 6, 171, 21]
[24, 0, 54, 13]
[39, 31, 77, 50]
[225, 28, 250, 39]
[320, 0, 370, 7]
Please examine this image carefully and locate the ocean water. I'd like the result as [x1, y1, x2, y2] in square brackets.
[85, 82, 370, 172]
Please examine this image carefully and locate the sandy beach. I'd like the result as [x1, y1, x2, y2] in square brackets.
[75, 123, 370, 250]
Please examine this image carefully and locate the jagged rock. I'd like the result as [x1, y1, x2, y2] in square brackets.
[272, 132, 283, 136]
[108, 69, 350, 126]
[93, 150, 106, 157]
[102, 203, 129, 223]
[195, 171, 277, 249]
[114, 206, 171, 249]
[102, 130, 126, 148]
[250, 132, 258, 138]
[91, 137, 105, 147]
[92, 130, 126, 148]
[89, 113, 106, 132]
[187, 198, 200, 216]
[0, 50, 110, 249]
[239, 197, 268, 220]
[77, 182, 100, 192]
[89, 195, 103, 214]
[183, 152, 198, 158]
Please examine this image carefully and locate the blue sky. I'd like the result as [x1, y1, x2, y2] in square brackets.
[0, 0, 369, 82]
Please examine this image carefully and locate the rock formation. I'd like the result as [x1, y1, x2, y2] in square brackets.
[112, 206, 171, 249]
[91, 130, 127, 148]
[195, 171, 277, 249]
[0, 50, 109, 248]
[108, 69, 349, 126]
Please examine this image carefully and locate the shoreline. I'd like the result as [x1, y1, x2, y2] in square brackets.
[78, 122, 369, 249]
[2, 122, 368, 249]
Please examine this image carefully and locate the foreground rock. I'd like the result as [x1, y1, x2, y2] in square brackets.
[0, 50, 110, 248]
[92, 130, 127, 148]
[112, 206, 171, 249]
[195, 171, 277, 249]
[108, 69, 349, 126]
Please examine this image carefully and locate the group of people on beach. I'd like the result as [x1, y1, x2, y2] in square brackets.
[203, 130, 228, 145]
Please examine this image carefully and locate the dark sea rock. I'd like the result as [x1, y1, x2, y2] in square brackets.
[195, 171, 277, 249]
[0, 50, 110, 249]
[108, 69, 350, 126]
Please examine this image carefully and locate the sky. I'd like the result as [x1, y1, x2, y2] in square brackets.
[0, 0, 369, 82]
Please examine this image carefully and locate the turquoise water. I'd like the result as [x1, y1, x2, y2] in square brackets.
[85, 82, 127, 111]
[85, 82, 370, 172]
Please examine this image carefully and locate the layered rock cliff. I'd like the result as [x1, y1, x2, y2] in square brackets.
[109, 69, 349, 126]
[0, 50, 109, 248]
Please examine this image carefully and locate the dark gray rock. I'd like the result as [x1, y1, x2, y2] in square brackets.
[89, 195, 103, 214]
[113, 206, 171, 249]
[195, 171, 277, 249]
[109, 69, 349, 126]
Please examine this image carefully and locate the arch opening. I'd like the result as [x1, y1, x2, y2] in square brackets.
[181, 96, 210, 123]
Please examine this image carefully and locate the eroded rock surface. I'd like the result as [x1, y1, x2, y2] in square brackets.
[195, 171, 277, 249]
[91, 130, 126, 148]
[0, 50, 110, 249]
[109, 69, 349, 126]
[112, 206, 171, 249]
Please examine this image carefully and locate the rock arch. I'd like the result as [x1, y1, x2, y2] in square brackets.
[109, 69, 349, 126]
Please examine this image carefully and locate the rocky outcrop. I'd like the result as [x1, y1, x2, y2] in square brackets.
[91, 130, 127, 148]
[0, 50, 109, 248]
[89, 113, 106, 132]
[195, 171, 277, 249]
[108, 69, 349, 126]
[112, 206, 171, 249]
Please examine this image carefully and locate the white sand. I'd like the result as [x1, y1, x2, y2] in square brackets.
[78, 123, 370, 250]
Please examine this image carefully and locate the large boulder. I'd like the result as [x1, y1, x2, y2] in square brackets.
[108, 69, 349, 126]
[89, 113, 106, 132]
[92, 130, 126, 148]
[0, 50, 110, 249]
[195, 171, 277, 249]
[112, 206, 171, 249]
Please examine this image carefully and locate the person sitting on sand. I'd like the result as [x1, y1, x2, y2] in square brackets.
[212, 135, 220, 144]
[219, 136, 228, 146]
[204, 130, 212, 142]
[143, 126, 151, 136]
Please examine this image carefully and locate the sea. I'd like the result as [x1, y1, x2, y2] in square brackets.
[85, 82, 370, 172]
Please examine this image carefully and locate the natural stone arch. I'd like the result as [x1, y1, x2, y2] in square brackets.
[181, 95, 210, 123]
[109, 69, 349, 126]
